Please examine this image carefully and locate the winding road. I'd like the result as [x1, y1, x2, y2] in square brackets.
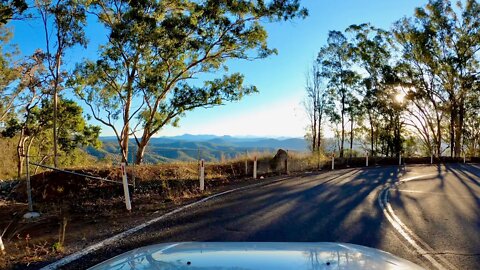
[49, 164, 480, 269]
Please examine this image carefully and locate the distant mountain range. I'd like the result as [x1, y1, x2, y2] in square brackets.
[86, 134, 309, 163]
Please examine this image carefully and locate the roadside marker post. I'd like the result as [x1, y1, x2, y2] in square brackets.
[120, 163, 132, 211]
[463, 152, 466, 164]
[366, 151, 369, 167]
[200, 159, 205, 191]
[331, 153, 335, 170]
[23, 155, 40, 219]
[245, 159, 248, 175]
[431, 154, 433, 164]
[399, 153, 402, 166]
[253, 156, 257, 179]
[0, 235, 4, 254]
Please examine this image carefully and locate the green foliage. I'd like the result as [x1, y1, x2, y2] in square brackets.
[0, 26, 21, 122]
[393, 0, 480, 157]
[1, 97, 101, 166]
[309, 0, 480, 158]
[317, 30, 362, 157]
[0, 0, 27, 25]
[71, 0, 307, 163]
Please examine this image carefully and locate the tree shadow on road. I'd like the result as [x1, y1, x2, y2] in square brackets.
[123, 166, 404, 248]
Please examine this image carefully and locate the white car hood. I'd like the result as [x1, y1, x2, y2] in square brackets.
[89, 242, 424, 270]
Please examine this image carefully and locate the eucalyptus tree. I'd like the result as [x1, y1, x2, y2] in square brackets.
[317, 31, 359, 158]
[2, 97, 101, 178]
[346, 23, 394, 157]
[304, 60, 329, 153]
[0, 25, 20, 123]
[36, 0, 87, 166]
[71, 0, 307, 164]
[346, 93, 362, 158]
[1, 51, 47, 178]
[393, 0, 480, 157]
[0, 0, 27, 24]
[1, 51, 100, 177]
[464, 92, 480, 156]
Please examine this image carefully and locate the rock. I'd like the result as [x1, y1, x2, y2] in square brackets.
[270, 149, 289, 173]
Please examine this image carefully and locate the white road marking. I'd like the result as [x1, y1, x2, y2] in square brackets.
[378, 173, 458, 270]
[40, 176, 292, 270]
[396, 189, 473, 199]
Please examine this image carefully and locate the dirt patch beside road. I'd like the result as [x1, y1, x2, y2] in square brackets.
[0, 166, 295, 270]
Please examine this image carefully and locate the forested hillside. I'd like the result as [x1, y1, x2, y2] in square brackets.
[86, 135, 309, 163]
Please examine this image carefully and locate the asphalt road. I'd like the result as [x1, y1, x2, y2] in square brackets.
[58, 164, 479, 270]
[389, 163, 480, 269]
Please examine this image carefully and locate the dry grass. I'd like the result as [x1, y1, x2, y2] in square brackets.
[0, 137, 19, 180]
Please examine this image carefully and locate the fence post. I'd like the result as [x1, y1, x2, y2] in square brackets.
[331, 153, 335, 170]
[245, 152, 248, 176]
[200, 159, 205, 191]
[253, 156, 257, 179]
[121, 162, 132, 211]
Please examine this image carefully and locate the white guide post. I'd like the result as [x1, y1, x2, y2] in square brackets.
[0, 235, 4, 254]
[331, 153, 335, 170]
[399, 153, 402, 165]
[366, 151, 369, 167]
[121, 162, 132, 211]
[200, 159, 205, 191]
[431, 154, 433, 164]
[245, 159, 248, 175]
[253, 156, 257, 179]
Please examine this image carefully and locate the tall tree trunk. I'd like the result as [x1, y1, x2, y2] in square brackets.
[121, 123, 129, 164]
[349, 117, 354, 159]
[368, 113, 374, 156]
[311, 109, 317, 152]
[135, 133, 149, 165]
[317, 113, 323, 151]
[16, 135, 27, 179]
[53, 89, 58, 167]
[454, 98, 464, 157]
[436, 118, 442, 157]
[121, 90, 133, 163]
[450, 103, 456, 157]
[340, 94, 345, 158]
[395, 114, 401, 159]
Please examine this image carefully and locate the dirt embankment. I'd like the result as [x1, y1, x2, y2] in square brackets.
[0, 161, 275, 269]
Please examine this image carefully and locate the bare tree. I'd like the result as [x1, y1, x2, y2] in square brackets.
[304, 60, 328, 153]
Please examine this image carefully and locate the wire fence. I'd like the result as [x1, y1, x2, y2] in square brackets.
[7, 146, 480, 216]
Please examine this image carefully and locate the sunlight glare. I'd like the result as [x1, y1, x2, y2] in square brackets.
[395, 92, 405, 104]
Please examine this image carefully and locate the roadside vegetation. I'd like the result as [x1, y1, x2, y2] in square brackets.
[305, 0, 480, 159]
[0, 0, 479, 268]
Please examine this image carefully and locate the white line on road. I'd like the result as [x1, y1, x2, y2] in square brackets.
[378, 174, 458, 270]
[396, 189, 474, 199]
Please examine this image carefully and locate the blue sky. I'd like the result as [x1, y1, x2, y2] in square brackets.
[8, 0, 427, 138]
